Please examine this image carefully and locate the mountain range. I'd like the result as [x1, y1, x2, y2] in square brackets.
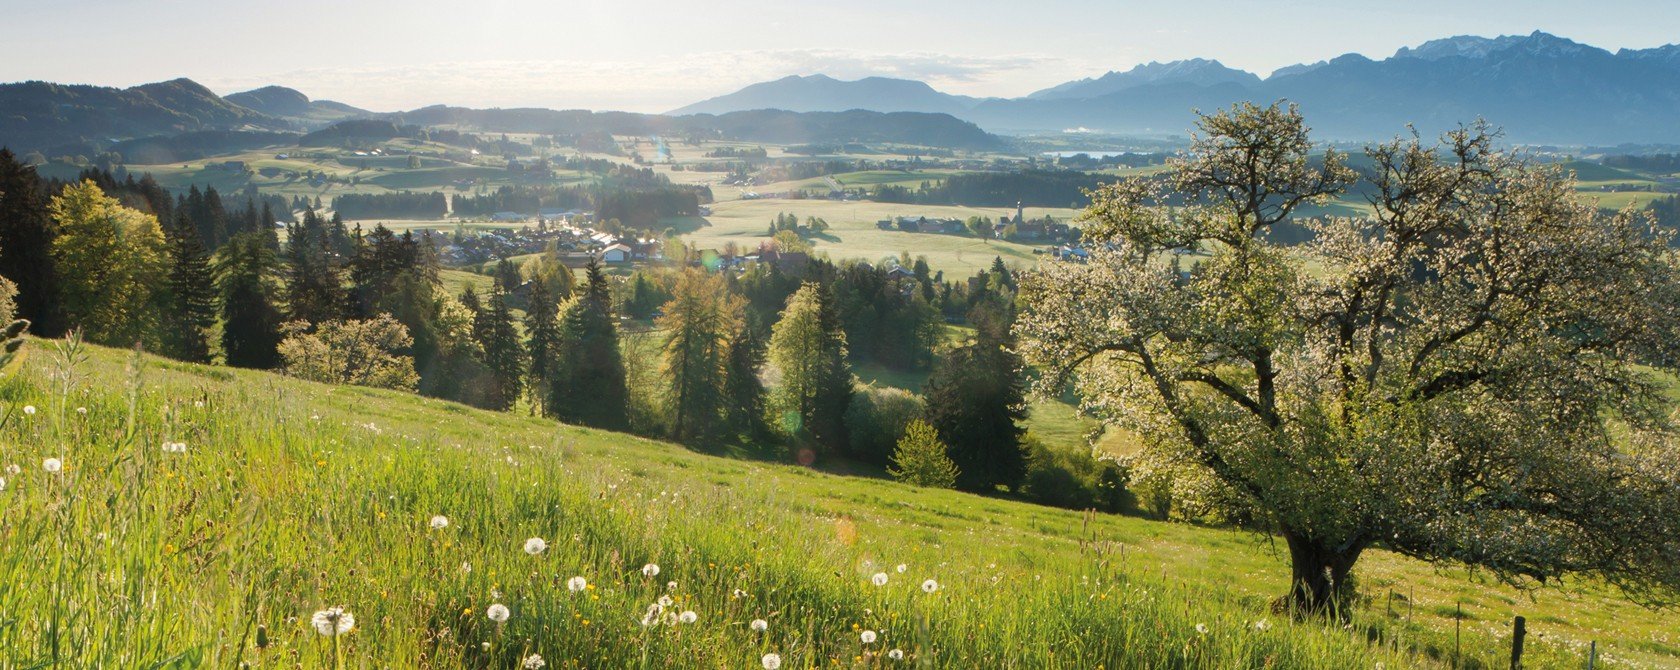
[0, 79, 1002, 157]
[673, 32, 1680, 144]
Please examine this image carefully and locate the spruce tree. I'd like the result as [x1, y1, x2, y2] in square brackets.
[160, 211, 217, 362]
[723, 325, 769, 443]
[283, 210, 346, 327]
[550, 257, 629, 429]
[0, 149, 62, 334]
[476, 283, 525, 411]
[889, 419, 959, 489]
[523, 274, 561, 413]
[924, 313, 1026, 492]
[216, 233, 284, 369]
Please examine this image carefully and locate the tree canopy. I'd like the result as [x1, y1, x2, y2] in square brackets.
[1014, 102, 1680, 616]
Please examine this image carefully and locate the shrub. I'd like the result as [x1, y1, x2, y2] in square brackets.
[842, 385, 924, 466]
[1020, 434, 1131, 513]
[277, 314, 419, 391]
[889, 419, 958, 489]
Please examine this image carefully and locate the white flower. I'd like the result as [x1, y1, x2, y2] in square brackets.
[1253, 619, 1270, 631]
[920, 579, 938, 593]
[461, 562, 472, 573]
[487, 603, 510, 622]
[860, 630, 877, 644]
[22, 405, 35, 416]
[895, 564, 907, 573]
[658, 595, 674, 608]
[42, 458, 62, 474]
[430, 515, 449, 530]
[677, 610, 697, 624]
[732, 588, 749, 599]
[641, 563, 660, 577]
[193, 401, 204, 408]
[666, 580, 678, 591]
[566, 576, 587, 593]
[523, 537, 547, 555]
[639, 603, 663, 627]
[871, 572, 889, 586]
[888, 649, 904, 660]
[761, 653, 782, 670]
[0, 477, 6, 491]
[162, 441, 188, 453]
[750, 618, 768, 632]
[75, 407, 87, 415]
[521, 654, 546, 669]
[310, 607, 355, 636]
[1195, 623, 1208, 635]
[4, 464, 17, 475]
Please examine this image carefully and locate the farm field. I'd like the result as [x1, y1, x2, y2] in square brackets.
[2, 337, 1676, 668]
[678, 198, 1078, 276]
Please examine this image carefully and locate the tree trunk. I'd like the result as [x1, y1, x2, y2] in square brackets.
[1278, 531, 1364, 620]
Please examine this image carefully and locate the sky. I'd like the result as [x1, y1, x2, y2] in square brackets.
[2, 0, 1677, 113]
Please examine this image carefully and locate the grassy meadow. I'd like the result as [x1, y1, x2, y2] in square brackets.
[0, 337, 1675, 668]
[677, 199, 1076, 276]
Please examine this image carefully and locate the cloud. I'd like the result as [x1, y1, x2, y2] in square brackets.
[203, 49, 1064, 113]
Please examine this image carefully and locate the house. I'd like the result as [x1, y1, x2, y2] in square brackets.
[886, 265, 917, 281]
[602, 243, 633, 263]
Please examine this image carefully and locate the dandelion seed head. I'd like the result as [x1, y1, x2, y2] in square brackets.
[860, 630, 877, 644]
[888, 649, 904, 660]
[522, 654, 546, 669]
[523, 537, 547, 555]
[921, 579, 939, 593]
[871, 572, 889, 586]
[750, 618, 768, 632]
[310, 607, 355, 636]
[430, 515, 449, 530]
[487, 603, 510, 622]
[42, 457, 62, 473]
[4, 464, 17, 475]
[1253, 619, 1270, 631]
[657, 595, 674, 608]
[761, 653, 782, 670]
[22, 405, 35, 416]
[641, 563, 660, 577]
[1195, 623, 1208, 634]
[75, 407, 87, 415]
[895, 564, 907, 573]
[677, 610, 697, 624]
[566, 576, 587, 593]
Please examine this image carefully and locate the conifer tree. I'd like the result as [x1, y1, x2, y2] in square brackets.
[159, 211, 217, 362]
[767, 281, 852, 452]
[889, 419, 959, 489]
[217, 232, 284, 369]
[924, 312, 1026, 492]
[723, 325, 769, 443]
[658, 270, 742, 445]
[523, 273, 561, 413]
[550, 257, 629, 429]
[0, 149, 62, 334]
[476, 282, 526, 410]
[283, 210, 346, 326]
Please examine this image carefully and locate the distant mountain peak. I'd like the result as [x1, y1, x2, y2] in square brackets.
[668, 73, 976, 116]
[1392, 31, 1602, 61]
[1026, 59, 1260, 100]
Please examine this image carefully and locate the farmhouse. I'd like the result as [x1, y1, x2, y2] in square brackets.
[602, 243, 633, 263]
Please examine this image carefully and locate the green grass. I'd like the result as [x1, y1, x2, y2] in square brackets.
[0, 337, 1671, 667]
[679, 199, 1075, 277]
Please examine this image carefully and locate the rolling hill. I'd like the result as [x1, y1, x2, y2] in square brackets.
[225, 85, 371, 125]
[0, 78, 287, 155]
[1, 332, 1674, 667]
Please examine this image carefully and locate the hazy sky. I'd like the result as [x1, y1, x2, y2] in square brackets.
[3, 0, 1676, 112]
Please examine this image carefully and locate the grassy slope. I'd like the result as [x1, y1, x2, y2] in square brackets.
[1, 340, 1674, 668]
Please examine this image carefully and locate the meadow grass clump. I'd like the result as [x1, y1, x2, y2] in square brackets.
[0, 338, 1662, 667]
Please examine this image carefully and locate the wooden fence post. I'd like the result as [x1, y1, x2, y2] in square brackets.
[1588, 640, 1597, 669]
[1510, 615, 1526, 669]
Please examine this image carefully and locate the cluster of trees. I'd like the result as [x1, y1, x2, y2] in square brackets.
[703, 146, 767, 159]
[873, 170, 1118, 208]
[450, 184, 707, 226]
[331, 192, 448, 219]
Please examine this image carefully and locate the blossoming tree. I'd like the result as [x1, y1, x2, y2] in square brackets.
[1015, 102, 1680, 616]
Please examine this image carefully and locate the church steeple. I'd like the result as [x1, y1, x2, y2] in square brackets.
[1015, 200, 1024, 225]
